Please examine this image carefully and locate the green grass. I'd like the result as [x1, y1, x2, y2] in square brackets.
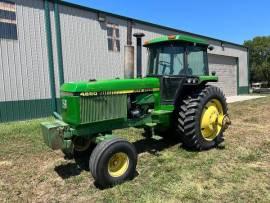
[0, 97, 270, 202]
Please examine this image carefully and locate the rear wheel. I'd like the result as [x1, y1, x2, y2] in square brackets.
[175, 85, 228, 150]
[89, 137, 137, 188]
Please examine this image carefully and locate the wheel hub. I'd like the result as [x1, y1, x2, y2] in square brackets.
[108, 152, 129, 177]
[200, 99, 224, 141]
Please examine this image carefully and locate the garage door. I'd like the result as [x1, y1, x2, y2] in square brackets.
[208, 54, 238, 96]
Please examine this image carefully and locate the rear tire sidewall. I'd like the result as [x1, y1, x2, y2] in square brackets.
[195, 90, 227, 149]
[175, 85, 228, 150]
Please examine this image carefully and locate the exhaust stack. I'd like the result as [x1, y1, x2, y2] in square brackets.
[133, 33, 145, 78]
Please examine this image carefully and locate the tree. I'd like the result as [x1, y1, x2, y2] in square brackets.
[244, 36, 270, 86]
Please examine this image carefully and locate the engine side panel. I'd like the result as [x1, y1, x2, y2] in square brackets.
[80, 95, 127, 124]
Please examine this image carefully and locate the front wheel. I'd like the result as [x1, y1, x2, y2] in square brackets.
[89, 137, 137, 188]
[175, 85, 228, 150]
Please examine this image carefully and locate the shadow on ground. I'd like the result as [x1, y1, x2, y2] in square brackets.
[54, 134, 182, 179]
[133, 135, 182, 155]
[54, 162, 83, 179]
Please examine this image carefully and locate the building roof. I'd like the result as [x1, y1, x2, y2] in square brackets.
[55, 0, 247, 50]
[143, 34, 209, 46]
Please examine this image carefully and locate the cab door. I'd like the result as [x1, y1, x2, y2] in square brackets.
[157, 46, 186, 104]
[160, 75, 186, 104]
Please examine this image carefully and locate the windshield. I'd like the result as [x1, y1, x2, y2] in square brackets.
[147, 43, 208, 76]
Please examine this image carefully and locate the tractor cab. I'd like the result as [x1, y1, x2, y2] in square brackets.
[144, 34, 211, 104]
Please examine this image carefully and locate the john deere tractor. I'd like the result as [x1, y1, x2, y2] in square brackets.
[41, 34, 230, 188]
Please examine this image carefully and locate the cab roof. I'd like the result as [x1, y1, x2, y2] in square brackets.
[143, 34, 209, 47]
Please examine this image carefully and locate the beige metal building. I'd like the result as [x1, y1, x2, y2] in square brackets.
[0, 0, 249, 122]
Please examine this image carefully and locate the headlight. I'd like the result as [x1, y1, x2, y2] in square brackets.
[187, 78, 192, 83]
[186, 78, 198, 84]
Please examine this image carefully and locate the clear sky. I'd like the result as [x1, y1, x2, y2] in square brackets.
[66, 0, 270, 44]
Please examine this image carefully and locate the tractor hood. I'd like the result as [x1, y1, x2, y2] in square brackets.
[60, 77, 160, 93]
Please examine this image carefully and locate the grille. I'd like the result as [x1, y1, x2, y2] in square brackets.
[80, 95, 127, 123]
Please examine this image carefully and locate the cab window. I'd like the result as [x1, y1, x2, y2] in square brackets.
[187, 46, 207, 76]
[148, 44, 184, 76]
[147, 43, 208, 76]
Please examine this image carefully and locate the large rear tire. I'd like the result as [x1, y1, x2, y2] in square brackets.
[175, 85, 228, 150]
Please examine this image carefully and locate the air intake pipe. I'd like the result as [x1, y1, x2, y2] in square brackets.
[133, 33, 145, 78]
[124, 21, 134, 79]
[124, 46, 134, 79]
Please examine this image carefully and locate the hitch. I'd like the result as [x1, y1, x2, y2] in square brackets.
[222, 114, 231, 131]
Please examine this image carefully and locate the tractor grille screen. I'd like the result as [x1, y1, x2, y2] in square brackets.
[80, 95, 127, 123]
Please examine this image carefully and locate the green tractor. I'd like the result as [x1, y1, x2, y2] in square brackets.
[41, 34, 231, 188]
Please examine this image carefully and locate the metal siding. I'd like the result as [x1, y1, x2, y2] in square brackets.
[59, 5, 127, 82]
[0, 0, 53, 121]
[0, 99, 52, 122]
[49, 1, 60, 98]
[58, 5, 248, 94]
[0, 0, 249, 122]
[0, 0, 51, 102]
[58, 3, 248, 89]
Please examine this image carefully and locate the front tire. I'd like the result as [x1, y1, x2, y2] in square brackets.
[175, 85, 228, 150]
[89, 137, 137, 188]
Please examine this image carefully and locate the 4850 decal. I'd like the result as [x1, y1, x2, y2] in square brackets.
[79, 88, 160, 97]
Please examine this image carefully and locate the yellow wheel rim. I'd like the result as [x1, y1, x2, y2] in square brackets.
[200, 99, 224, 141]
[108, 152, 129, 177]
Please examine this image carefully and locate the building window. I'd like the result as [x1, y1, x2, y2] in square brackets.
[0, 0, 17, 40]
[107, 23, 120, 52]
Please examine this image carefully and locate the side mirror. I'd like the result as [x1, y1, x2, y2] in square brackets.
[208, 45, 214, 51]
[211, 71, 216, 76]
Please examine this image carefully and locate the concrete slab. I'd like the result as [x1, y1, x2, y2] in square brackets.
[226, 95, 266, 103]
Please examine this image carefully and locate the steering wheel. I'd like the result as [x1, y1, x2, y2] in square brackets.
[158, 61, 171, 74]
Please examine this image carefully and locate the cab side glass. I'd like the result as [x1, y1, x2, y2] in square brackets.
[187, 46, 207, 76]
